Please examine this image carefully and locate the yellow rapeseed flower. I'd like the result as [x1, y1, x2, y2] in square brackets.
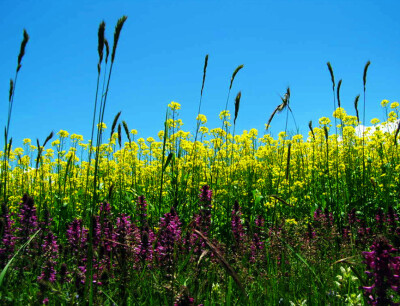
[370, 118, 380, 125]
[168, 101, 181, 111]
[23, 138, 31, 145]
[319, 117, 331, 125]
[97, 123, 107, 131]
[390, 101, 399, 109]
[219, 110, 230, 120]
[196, 114, 207, 124]
[381, 99, 389, 107]
[57, 130, 69, 138]
[286, 218, 298, 225]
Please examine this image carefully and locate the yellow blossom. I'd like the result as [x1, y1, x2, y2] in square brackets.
[381, 99, 389, 107]
[168, 101, 181, 111]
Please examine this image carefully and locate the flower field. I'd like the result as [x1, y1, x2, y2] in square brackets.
[1, 17, 400, 305]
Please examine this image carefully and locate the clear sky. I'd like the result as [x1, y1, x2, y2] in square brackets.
[1, 0, 400, 147]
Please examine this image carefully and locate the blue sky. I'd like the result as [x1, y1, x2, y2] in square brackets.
[1, 0, 400, 147]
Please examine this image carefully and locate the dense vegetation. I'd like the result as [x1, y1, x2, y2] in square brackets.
[1, 16, 400, 305]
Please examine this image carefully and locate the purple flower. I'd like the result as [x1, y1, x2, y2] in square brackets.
[38, 259, 57, 283]
[17, 194, 38, 241]
[0, 202, 16, 267]
[231, 201, 244, 248]
[156, 207, 182, 273]
[66, 219, 88, 258]
[137, 222, 154, 267]
[250, 215, 265, 263]
[185, 186, 213, 257]
[361, 236, 400, 305]
[137, 195, 148, 228]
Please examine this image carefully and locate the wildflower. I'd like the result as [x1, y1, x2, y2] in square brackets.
[333, 107, 347, 120]
[97, 122, 107, 131]
[23, 138, 31, 145]
[196, 114, 207, 124]
[231, 201, 244, 248]
[199, 126, 209, 134]
[381, 99, 389, 107]
[168, 101, 181, 111]
[361, 236, 400, 305]
[0, 203, 16, 267]
[286, 218, 298, 225]
[219, 110, 230, 120]
[319, 117, 331, 125]
[370, 118, 380, 125]
[70, 134, 84, 141]
[390, 101, 399, 109]
[155, 207, 181, 274]
[57, 130, 69, 138]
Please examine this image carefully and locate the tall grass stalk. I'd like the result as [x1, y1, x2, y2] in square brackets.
[2, 30, 29, 203]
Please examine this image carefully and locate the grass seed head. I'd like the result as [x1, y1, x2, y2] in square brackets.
[97, 21, 106, 73]
[327, 61, 335, 90]
[363, 60, 371, 90]
[17, 29, 29, 72]
[234, 91, 241, 125]
[111, 15, 128, 63]
[230, 64, 244, 90]
[337, 79, 342, 108]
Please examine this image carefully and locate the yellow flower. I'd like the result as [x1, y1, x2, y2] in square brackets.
[370, 118, 380, 125]
[70, 134, 84, 141]
[168, 101, 181, 111]
[219, 110, 230, 120]
[23, 138, 31, 145]
[199, 126, 209, 134]
[333, 107, 347, 120]
[381, 99, 389, 107]
[158, 130, 165, 140]
[390, 102, 399, 109]
[97, 123, 107, 131]
[57, 130, 69, 138]
[147, 137, 155, 143]
[130, 129, 138, 135]
[196, 114, 207, 124]
[14, 147, 24, 155]
[319, 117, 331, 125]
[51, 139, 60, 146]
[286, 218, 298, 225]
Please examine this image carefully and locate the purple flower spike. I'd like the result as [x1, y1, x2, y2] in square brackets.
[361, 236, 400, 305]
[0, 203, 16, 267]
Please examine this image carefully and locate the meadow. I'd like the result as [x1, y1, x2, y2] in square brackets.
[1, 16, 400, 305]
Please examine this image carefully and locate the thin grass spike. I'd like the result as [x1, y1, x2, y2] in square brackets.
[17, 29, 29, 72]
[97, 21, 106, 73]
[117, 123, 122, 147]
[201, 54, 209, 96]
[337, 79, 342, 108]
[327, 62, 335, 91]
[8, 80, 13, 102]
[394, 121, 400, 146]
[234, 91, 241, 125]
[230, 64, 244, 90]
[122, 120, 131, 143]
[104, 39, 110, 64]
[363, 61, 371, 91]
[354, 95, 360, 122]
[308, 120, 315, 139]
[111, 15, 128, 63]
[110, 111, 121, 137]
[43, 131, 54, 147]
